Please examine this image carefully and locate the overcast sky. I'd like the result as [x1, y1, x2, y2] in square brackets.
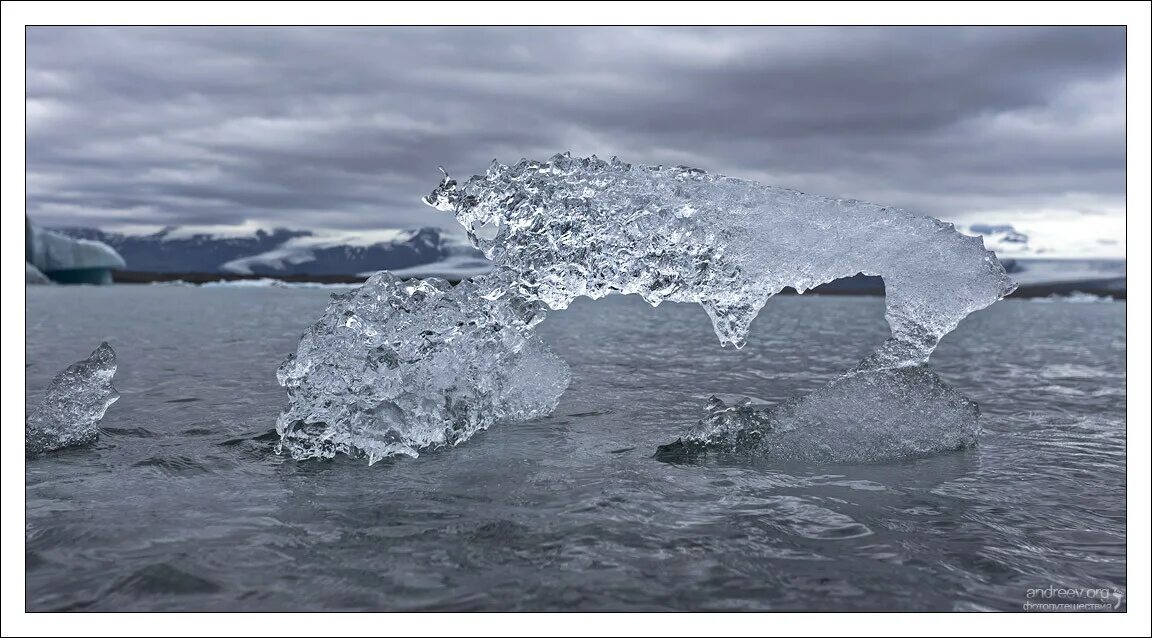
[26, 26, 1126, 256]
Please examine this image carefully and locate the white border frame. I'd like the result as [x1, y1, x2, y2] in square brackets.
[3, 2, 1148, 635]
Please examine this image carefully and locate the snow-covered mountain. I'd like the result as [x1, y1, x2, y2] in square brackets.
[956, 222, 1125, 289]
[54, 225, 481, 277]
[46, 221, 1124, 296]
[954, 220, 1124, 260]
[386, 240, 496, 280]
[962, 223, 1032, 256]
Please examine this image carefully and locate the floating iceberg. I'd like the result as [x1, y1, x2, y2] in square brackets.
[426, 153, 1015, 368]
[26, 217, 125, 285]
[26, 342, 120, 456]
[26, 261, 53, 285]
[276, 272, 569, 462]
[656, 367, 981, 464]
[279, 153, 1014, 463]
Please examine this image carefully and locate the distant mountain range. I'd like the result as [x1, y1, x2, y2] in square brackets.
[50, 222, 1123, 297]
[55, 225, 478, 277]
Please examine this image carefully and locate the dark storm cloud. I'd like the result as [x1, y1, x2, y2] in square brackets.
[26, 26, 1125, 233]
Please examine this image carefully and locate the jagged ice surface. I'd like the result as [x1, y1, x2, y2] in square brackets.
[426, 153, 1016, 368]
[421, 153, 1016, 463]
[277, 153, 1015, 464]
[26, 342, 120, 456]
[657, 367, 981, 464]
[276, 272, 570, 462]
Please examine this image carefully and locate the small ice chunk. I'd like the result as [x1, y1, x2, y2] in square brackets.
[276, 272, 570, 463]
[656, 366, 980, 464]
[26, 342, 120, 456]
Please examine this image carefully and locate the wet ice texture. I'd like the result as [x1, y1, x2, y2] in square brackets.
[276, 272, 570, 462]
[657, 367, 981, 464]
[426, 153, 1016, 368]
[423, 153, 1016, 462]
[26, 342, 120, 456]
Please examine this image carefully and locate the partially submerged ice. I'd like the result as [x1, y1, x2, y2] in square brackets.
[26, 342, 120, 456]
[279, 153, 1014, 463]
[424, 153, 1016, 463]
[26, 217, 125, 285]
[276, 272, 569, 462]
[655, 367, 981, 464]
[426, 153, 1016, 368]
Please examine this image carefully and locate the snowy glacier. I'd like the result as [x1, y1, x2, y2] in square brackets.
[279, 153, 1014, 463]
[26, 342, 120, 456]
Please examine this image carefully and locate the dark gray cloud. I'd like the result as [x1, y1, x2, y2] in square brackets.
[26, 26, 1125, 247]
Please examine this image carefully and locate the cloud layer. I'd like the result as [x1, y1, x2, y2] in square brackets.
[26, 27, 1126, 255]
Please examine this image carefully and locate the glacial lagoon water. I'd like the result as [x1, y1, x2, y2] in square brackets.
[25, 286, 1126, 611]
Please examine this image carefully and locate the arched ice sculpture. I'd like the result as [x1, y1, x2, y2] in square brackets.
[276, 154, 1016, 464]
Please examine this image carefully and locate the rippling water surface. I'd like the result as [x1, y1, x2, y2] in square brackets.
[25, 286, 1126, 611]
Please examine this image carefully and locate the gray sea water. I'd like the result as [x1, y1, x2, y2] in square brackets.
[25, 286, 1126, 611]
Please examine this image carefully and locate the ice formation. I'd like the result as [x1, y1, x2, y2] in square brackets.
[26, 217, 125, 285]
[655, 367, 981, 464]
[426, 153, 1016, 368]
[279, 153, 1014, 463]
[26, 261, 52, 285]
[26, 342, 120, 456]
[26, 227, 126, 272]
[276, 272, 569, 462]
